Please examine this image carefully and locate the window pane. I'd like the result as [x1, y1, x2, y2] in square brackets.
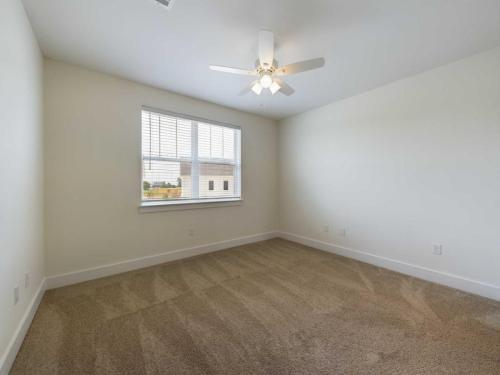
[177, 119, 192, 158]
[142, 160, 192, 200]
[223, 127, 234, 159]
[211, 125, 223, 158]
[142, 110, 193, 201]
[198, 122, 237, 162]
[141, 111, 192, 161]
[198, 123, 211, 159]
[199, 163, 235, 198]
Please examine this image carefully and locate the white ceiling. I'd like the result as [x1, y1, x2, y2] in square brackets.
[22, 0, 500, 119]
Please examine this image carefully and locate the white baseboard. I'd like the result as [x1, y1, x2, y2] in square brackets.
[46, 232, 278, 290]
[277, 231, 500, 302]
[0, 278, 46, 375]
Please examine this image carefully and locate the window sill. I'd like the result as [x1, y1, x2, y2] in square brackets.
[139, 198, 243, 213]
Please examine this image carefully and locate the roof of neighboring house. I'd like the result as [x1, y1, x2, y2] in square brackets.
[180, 161, 234, 176]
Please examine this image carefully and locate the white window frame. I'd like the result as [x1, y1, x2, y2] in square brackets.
[139, 106, 242, 211]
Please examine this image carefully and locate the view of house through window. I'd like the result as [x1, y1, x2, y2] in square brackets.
[141, 108, 241, 203]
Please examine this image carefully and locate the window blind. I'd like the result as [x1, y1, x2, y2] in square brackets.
[141, 109, 241, 203]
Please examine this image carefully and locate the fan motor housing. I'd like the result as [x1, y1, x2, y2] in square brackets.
[255, 59, 278, 74]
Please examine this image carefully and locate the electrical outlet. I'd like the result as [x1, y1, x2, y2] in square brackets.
[25, 272, 30, 288]
[323, 225, 330, 233]
[338, 228, 347, 237]
[432, 244, 443, 255]
[14, 286, 20, 305]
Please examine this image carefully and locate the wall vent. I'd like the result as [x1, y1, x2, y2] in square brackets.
[153, 0, 176, 10]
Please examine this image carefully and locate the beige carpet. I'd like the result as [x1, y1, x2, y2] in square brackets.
[11, 239, 500, 374]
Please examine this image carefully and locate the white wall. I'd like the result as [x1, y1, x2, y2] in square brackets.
[44, 59, 278, 277]
[0, 0, 44, 366]
[279, 47, 500, 292]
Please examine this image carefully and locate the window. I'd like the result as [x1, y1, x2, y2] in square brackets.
[141, 108, 241, 205]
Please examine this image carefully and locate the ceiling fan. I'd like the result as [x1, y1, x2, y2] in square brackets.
[209, 30, 325, 96]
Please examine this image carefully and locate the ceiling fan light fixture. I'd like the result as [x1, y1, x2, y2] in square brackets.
[260, 74, 273, 88]
[251, 82, 263, 95]
[209, 30, 325, 97]
[270, 81, 281, 95]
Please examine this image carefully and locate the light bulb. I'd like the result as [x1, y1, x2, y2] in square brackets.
[260, 74, 273, 89]
[270, 81, 281, 95]
[251, 82, 263, 95]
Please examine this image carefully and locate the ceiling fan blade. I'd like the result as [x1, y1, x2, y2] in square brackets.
[209, 65, 258, 76]
[238, 80, 259, 96]
[274, 78, 295, 96]
[258, 30, 274, 68]
[275, 57, 325, 76]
